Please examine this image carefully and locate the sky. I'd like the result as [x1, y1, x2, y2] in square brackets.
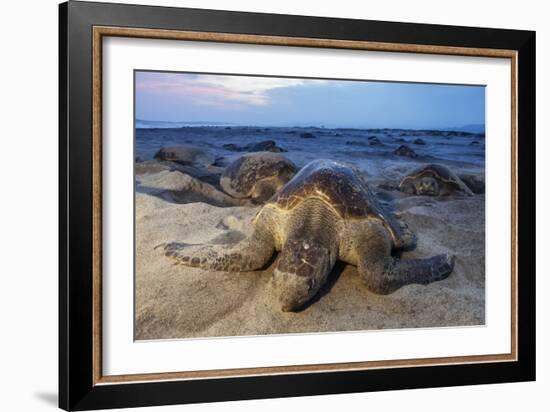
[135, 71, 485, 129]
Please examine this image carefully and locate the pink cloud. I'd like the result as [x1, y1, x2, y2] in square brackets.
[136, 72, 324, 107]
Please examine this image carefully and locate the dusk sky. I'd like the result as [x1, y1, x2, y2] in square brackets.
[135, 71, 485, 129]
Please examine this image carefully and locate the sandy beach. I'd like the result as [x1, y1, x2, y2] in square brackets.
[134, 126, 485, 340]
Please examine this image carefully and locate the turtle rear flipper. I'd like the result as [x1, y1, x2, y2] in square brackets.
[163, 229, 275, 272]
[454, 180, 475, 196]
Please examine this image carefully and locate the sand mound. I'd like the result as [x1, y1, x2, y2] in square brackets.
[137, 170, 243, 207]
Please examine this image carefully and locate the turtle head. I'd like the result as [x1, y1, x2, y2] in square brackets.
[416, 176, 440, 196]
[273, 237, 334, 312]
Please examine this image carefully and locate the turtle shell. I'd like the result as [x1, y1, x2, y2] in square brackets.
[220, 152, 297, 199]
[400, 163, 473, 194]
[269, 159, 408, 244]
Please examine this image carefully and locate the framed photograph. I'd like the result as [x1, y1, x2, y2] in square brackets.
[59, 1, 535, 410]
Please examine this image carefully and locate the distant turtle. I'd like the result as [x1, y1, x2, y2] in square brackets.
[345, 140, 367, 147]
[369, 137, 382, 146]
[154, 144, 214, 166]
[393, 144, 417, 158]
[245, 140, 286, 152]
[220, 152, 297, 203]
[223, 140, 286, 153]
[399, 163, 474, 196]
[164, 159, 454, 311]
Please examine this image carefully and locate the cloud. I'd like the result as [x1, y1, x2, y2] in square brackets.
[136, 72, 325, 107]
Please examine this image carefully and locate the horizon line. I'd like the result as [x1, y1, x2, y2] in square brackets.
[135, 119, 485, 131]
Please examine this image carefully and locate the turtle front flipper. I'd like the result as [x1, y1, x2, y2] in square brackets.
[353, 222, 454, 294]
[164, 229, 275, 272]
[359, 252, 454, 294]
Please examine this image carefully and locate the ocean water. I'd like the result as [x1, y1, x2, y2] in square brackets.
[135, 126, 485, 178]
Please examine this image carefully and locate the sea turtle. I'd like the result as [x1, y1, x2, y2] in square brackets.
[164, 159, 454, 311]
[220, 152, 298, 203]
[154, 144, 214, 166]
[393, 144, 417, 158]
[223, 140, 287, 153]
[399, 163, 474, 196]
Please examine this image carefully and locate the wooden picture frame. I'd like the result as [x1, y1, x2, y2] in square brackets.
[59, 1, 535, 410]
